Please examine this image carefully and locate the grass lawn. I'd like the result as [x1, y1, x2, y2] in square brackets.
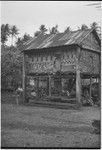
[1, 92, 101, 148]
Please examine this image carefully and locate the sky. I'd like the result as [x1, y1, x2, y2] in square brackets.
[1, 1, 101, 38]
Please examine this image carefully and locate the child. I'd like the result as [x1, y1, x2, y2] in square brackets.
[15, 84, 23, 105]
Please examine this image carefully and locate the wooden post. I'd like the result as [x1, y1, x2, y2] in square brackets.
[60, 77, 62, 97]
[89, 77, 92, 101]
[99, 54, 101, 103]
[36, 76, 39, 99]
[49, 75, 51, 97]
[89, 76, 93, 105]
[22, 53, 26, 103]
[98, 76, 101, 104]
[76, 46, 81, 106]
[76, 69, 81, 105]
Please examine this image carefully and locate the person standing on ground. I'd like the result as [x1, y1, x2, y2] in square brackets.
[15, 84, 23, 105]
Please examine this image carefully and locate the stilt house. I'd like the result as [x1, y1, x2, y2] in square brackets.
[22, 28, 101, 106]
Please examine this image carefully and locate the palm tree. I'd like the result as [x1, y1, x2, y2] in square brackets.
[16, 37, 23, 47]
[5, 24, 10, 36]
[1, 24, 7, 45]
[49, 25, 59, 34]
[34, 31, 41, 37]
[90, 22, 101, 34]
[23, 33, 31, 42]
[39, 25, 47, 34]
[34, 25, 47, 37]
[90, 22, 98, 29]
[1, 24, 10, 45]
[16, 33, 32, 48]
[10, 25, 19, 46]
[81, 24, 88, 30]
[64, 26, 71, 33]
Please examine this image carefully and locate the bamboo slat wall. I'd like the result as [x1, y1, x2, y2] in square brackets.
[80, 50, 99, 74]
[25, 49, 77, 74]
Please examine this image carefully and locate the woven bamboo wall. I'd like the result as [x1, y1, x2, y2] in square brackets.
[25, 49, 77, 74]
[79, 50, 100, 74]
[25, 47, 100, 75]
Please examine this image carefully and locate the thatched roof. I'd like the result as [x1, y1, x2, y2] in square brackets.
[22, 28, 101, 53]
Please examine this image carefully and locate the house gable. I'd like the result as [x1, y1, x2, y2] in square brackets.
[80, 30, 101, 51]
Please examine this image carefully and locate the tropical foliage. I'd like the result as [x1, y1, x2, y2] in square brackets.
[64, 26, 71, 33]
[49, 25, 59, 34]
[16, 33, 32, 48]
[10, 25, 19, 46]
[81, 24, 88, 30]
[1, 24, 10, 44]
[1, 46, 23, 90]
[34, 24, 47, 37]
[1, 24, 19, 46]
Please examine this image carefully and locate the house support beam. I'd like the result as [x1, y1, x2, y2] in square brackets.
[99, 54, 101, 104]
[98, 77, 101, 103]
[22, 53, 26, 103]
[76, 69, 81, 106]
[36, 76, 39, 98]
[89, 77, 93, 105]
[76, 46, 81, 107]
[89, 77, 92, 102]
[49, 75, 51, 97]
[60, 77, 62, 97]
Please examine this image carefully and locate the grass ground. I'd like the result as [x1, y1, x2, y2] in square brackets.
[1, 92, 101, 148]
